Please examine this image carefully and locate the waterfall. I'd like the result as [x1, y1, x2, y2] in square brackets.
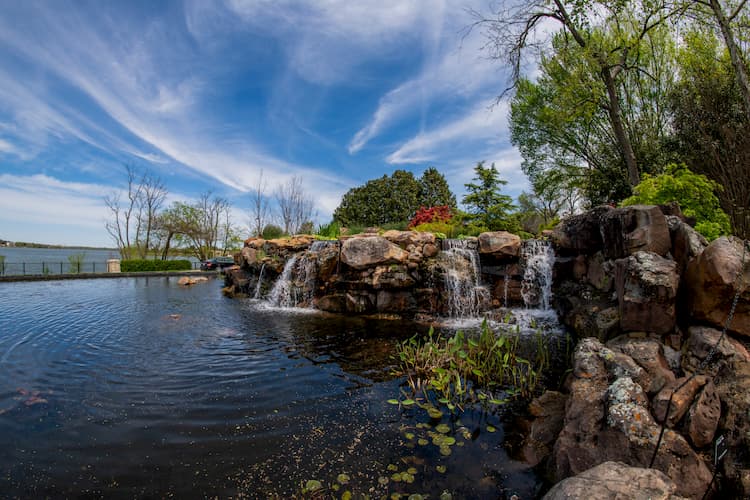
[440, 239, 489, 319]
[268, 256, 298, 307]
[253, 263, 266, 299]
[520, 239, 555, 310]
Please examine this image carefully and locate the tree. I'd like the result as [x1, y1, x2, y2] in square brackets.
[418, 167, 457, 209]
[670, 29, 750, 238]
[462, 162, 517, 231]
[275, 175, 315, 235]
[250, 169, 271, 238]
[333, 170, 422, 226]
[104, 165, 167, 259]
[473, 0, 683, 188]
[621, 164, 731, 240]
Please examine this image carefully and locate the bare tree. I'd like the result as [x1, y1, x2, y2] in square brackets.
[104, 165, 167, 259]
[275, 175, 315, 235]
[250, 169, 271, 237]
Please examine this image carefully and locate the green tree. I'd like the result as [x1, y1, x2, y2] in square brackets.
[418, 167, 457, 209]
[670, 29, 750, 239]
[462, 162, 517, 231]
[334, 170, 421, 226]
[621, 164, 731, 240]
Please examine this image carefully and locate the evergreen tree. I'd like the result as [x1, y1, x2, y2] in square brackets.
[418, 167, 457, 209]
[462, 162, 516, 231]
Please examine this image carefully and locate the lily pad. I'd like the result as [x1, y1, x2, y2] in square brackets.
[436, 465, 447, 474]
[342, 492, 352, 500]
[304, 479, 322, 492]
[439, 445, 452, 456]
[404, 432, 415, 440]
[407, 467, 417, 475]
[486, 425, 497, 433]
[443, 436, 456, 446]
[401, 399, 416, 406]
[417, 438, 429, 446]
[440, 492, 453, 500]
[387, 464, 398, 472]
[387, 399, 400, 405]
[427, 407, 443, 419]
[435, 423, 450, 434]
[391, 472, 403, 482]
[337, 473, 350, 485]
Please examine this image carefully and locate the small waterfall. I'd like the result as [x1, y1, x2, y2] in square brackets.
[520, 239, 554, 310]
[503, 270, 510, 308]
[440, 239, 489, 318]
[268, 256, 299, 307]
[253, 263, 266, 299]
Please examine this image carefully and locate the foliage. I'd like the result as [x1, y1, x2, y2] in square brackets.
[394, 320, 547, 412]
[418, 167, 457, 209]
[67, 252, 86, 273]
[298, 221, 315, 235]
[121, 259, 192, 272]
[261, 224, 285, 239]
[316, 220, 340, 239]
[0, 254, 4, 275]
[462, 162, 518, 232]
[670, 29, 750, 239]
[412, 222, 456, 239]
[621, 164, 731, 240]
[379, 221, 409, 231]
[333, 168, 457, 227]
[408, 205, 452, 229]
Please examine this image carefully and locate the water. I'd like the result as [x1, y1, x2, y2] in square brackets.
[0, 277, 543, 498]
[440, 239, 490, 319]
[520, 240, 555, 310]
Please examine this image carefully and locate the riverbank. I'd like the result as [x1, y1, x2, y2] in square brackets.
[0, 270, 216, 283]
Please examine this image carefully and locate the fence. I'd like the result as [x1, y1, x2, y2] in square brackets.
[0, 260, 201, 276]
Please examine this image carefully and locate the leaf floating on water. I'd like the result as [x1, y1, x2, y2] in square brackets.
[486, 425, 497, 433]
[407, 493, 422, 499]
[337, 473, 350, 485]
[407, 467, 417, 475]
[436, 465, 447, 474]
[440, 491, 453, 500]
[439, 445, 452, 456]
[435, 423, 450, 434]
[387, 464, 398, 472]
[417, 438, 428, 446]
[426, 407, 443, 419]
[304, 479, 322, 492]
[404, 432, 415, 440]
[391, 472, 403, 482]
[378, 476, 390, 486]
[402, 472, 415, 484]
[443, 437, 456, 446]
[342, 491, 352, 500]
[387, 399, 400, 405]
[401, 399, 416, 406]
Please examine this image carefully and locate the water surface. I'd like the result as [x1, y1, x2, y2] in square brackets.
[0, 277, 545, 498]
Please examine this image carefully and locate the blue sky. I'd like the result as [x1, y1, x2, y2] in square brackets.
[0, 0, 527, 247]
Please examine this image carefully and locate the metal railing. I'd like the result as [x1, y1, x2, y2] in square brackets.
[0, 261, 201, 276]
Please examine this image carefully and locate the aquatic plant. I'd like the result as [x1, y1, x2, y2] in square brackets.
[67, 252, 85, 273]
[394, 319, 548, 412]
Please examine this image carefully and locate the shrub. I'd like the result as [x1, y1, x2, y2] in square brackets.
[316, 220, 340, 239]
[408, 205, 452, 229]
[121, 259, 192, 272]
[261, 224, 285, 239]
[621, 163, 731, 240]
[413, 221, 457, 238]
[380, 221, 409, 231]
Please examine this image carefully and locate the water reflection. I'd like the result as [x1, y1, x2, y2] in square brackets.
[0, 277, 543, 498]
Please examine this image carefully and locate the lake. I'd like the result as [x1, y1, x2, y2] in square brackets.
[0, 277, 555, 498]
[0, 247, 200, 274]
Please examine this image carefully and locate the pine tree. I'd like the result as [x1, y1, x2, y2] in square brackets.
[462, 161, 516, 231]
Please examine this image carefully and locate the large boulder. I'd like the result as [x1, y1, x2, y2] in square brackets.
[519, 391, 567, 466]
[380, 230, 436, 249]
[615, 252, 679, 335]
[601, 205, 671, 259]
[666, 216, 707, 275]
[651, 376, 708, 428]
[685, 381, 720, 449]
[681, 326, 750, 376]
[550, 205, 613, 255]
[607, 335, 675, 395]
[543, 461, 687, 500]
[477, 231, 521, 258]
[340, 237, 409, 270]
[552, 338, 712, 499]
[685, 236, 750, 338]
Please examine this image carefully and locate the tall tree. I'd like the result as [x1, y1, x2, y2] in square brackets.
[333, 170, 422, 226]
[462, 162, 516, 231]
[473, 0, 682, 187]
[250, 169, 271, 238]
[418, 167, 457, 209]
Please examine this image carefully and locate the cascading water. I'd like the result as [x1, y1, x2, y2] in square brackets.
[253, 263, 266, 299]
[268, 255, 299, 308]
[267, 241, 336, 309]
[440, 239, 490, 319]
[520, 239, 555, 310]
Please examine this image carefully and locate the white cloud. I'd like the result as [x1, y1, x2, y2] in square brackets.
[387, 100, 508, 164]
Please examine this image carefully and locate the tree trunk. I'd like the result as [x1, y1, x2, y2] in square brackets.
[601, 66, 640, 186]
[709, 0, 750, 119]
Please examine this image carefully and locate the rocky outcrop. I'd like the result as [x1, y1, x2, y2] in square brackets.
[340, 236, 408, 270]
[543, 461, 687, 500]
[685, 236, 750, 338]
[478, 231, 521, 258]
[601, 205, 671, 259]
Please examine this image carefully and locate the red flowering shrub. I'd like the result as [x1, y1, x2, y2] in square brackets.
[408, 205, 452, 229]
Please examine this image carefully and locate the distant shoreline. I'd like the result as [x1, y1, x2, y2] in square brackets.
[1, 242, 117, 251]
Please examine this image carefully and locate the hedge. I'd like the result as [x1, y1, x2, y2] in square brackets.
[120, 259, 192, 272]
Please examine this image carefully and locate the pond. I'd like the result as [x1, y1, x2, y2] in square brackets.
[0, 277, 562, 498]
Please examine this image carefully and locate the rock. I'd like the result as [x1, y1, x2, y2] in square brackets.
[344, 292, 374, 313]
[550, 205, 613, 255]
[422, 243, 438, 258]
[714, 361, 750, 497]
[686, 381, 720, 448]
[601, 205, 671, 259]
[177, 276, 208, 286]
[244, 237, 266, 249]
[240, 246, 257, 267]
[267, 235, 314, 252]
[652, 376, 708, 428]
[667, 216, 707, 275]
[376, 290, 416, 313]
[370, 265, 415, 289]
[340, 237, 409, 270]
[380, 230, 436, 249]
[477, 231, 521, 258]
[615, 252, 678, 335]
[520, 391, 567, 466]
[685, 236, 750, 338]
[607, 336, 676, 394]
[543, 461, 687, 500]
[552, 338, 712, 498]
[682, 326, 750, 376]
[586, 252, 615, 292]
[316, 294, 346, 313]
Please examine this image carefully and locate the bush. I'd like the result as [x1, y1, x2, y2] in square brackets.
[380, 221, 410, 231]
[316, 220, 340, 239]
[261, 224, 285, 239]
[121, 259, 192, 272]
[408, 205, 453, 228]
[621, 163, 731, 240]
[413, 221, 457, 238]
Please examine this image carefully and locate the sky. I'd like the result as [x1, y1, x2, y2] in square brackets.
[0, 0, 528, 247]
